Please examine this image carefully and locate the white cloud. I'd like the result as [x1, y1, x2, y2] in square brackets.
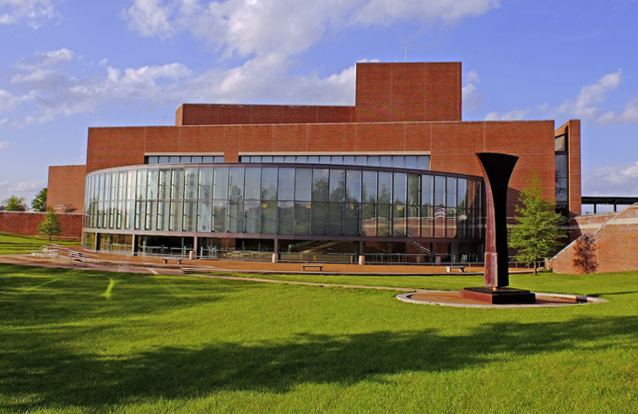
[462, 70, 482, 111]
[0, 141, 8, 149]
[0, 89, 20, 114]
[598, 99, 638, 124]
[583, 161, 638, 196]
[0, 0, 59, 28]
[0, 180, 8, 188]
[123, 0, 501, 59]
[484, 108, 530, 121]
[15, 48, 74, 70]
[558, 70, 622, 121]
[10, 180, 43, 192]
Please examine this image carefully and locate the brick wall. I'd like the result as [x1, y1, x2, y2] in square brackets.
[550, 205, 638, 273]
[0, 212, 83, 239]
[47, 165, 87, 213]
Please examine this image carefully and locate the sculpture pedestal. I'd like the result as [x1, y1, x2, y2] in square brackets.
[459, 287, 536, 305]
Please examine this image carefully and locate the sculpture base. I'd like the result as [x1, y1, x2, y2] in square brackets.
[459, 287, 536, 305]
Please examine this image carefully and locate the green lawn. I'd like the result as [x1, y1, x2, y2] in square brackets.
[1, 263, 637, 413]
[0, 232, 79, 255]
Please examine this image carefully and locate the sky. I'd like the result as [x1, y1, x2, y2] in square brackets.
[1, 0, 637, 211]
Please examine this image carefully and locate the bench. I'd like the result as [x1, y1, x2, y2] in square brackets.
[446, 265, 467, 273]
[162, 258, 183, 265]
[302, 264, 324, 272]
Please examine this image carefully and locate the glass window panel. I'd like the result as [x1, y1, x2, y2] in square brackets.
[159, 156, 169, 164]
[332, 156, 344, 165]
[407, 205, 420, 237]
[262, 156, 273, 163]
[278, 168, 295, 200]
[127, 170, 136, 200]
[295, 168, 312, 201]
[393, 173, 406, 204]
[457, 208, 467, 239]
[434, 206, 446, 238]
[261, 168, 278, 200]
[344, 203, 359, 236]
[556, 178, 568, 202]
[260, 201, 277, 234]
[380, 156, 392, 167]
[278, 201, 294, 234]
[203, 156, 215, 163]
[158, 169, 171, 199]
[199, 168, 214, 200]
[555, 134, 566, 151]
[308, 155, 319, 164]
[556, 154, 568, 178]
[296, 156, 308, 163]
[228, 201, 244, 233]
[319, 155, 331, 164]
[198, 201, 212, 232]
[393, 204, 407, 237]
[251, 156, 262, 163]
[417, 155, 430, 170]
[213, 167, 229, 200]
[229, 167, 245, 201]
[328, 203, 343, 236]
[447, 177, 457, 208]
[192, 156, 203, 163]
[457, 179, 468, 209]
[446, 207, 458, 238]
[405, 156, 417, 169]
[170, 156, 180, 163]
[377, 204, 391, 236]
[245, 168, 261, 200]
[361, 204, 376, 237]
[284, 155, 296, 163]
[344, 156, 355, 165]
[312, 169, 329, 202]
[408, 174, 420, 206]
[171, 169, 184, 200]
[181, 156, 192, 163]
[183, 201, 197, 232]
[294, 202, 311, 235]
[329, 170, 345, 202]
[126, 201, 135, 230]
[118, 172, 127, 201]
[346, 170, 361, 203]
[311, 202, 327, 235]
[146, 200, 157, 230]
[158, 200, 170, 231]
[147, 169, 159, 200]
[434, 176, 446, 206]
[147, 156, 159, 164]
[214, 156, 224, 163]
[367, 156, 380, 167]
[273, 156, 284, 163]
[244, 201, 260, 234]
[212, 200, 227, 232]
[169, 199, 183, 231]
[135, 200, 145, 230]
[378, 172, 392, 204]
[103, 173, 111, 202]
[362, 171, 377, 204]
[355, 156, 367, 166]
[392, 156, 405, 168]
[184, 168, 198, 199]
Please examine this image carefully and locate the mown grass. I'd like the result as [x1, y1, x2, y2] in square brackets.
[1, 263, 637, 413]
[0, 232, 79, 255]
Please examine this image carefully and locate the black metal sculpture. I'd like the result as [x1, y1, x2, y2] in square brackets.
[459, 153, 536, 304]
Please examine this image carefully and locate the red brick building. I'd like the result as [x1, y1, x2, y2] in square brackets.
[45, 62, 581, 264]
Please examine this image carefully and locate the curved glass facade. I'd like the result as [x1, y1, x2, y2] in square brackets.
[83, 163, 484, 262]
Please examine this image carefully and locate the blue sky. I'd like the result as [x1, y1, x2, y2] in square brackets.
[1, 0, 637, 210]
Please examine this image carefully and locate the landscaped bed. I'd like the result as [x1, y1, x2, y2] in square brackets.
[1, 263, 636, 413]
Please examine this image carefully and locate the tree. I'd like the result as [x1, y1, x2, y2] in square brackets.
[509, 173, 567, 275]
[2, 195, 27, 211]
[37, 208, 63, 243]
[573, 233, 598, 274]
[31, 188, 48, 212]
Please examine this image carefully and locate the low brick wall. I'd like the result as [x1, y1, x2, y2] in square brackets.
[551, 205, 638, 274]
[0, 212, 83, 240]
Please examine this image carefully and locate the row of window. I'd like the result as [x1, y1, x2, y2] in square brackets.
[146, 156, 225, 164]
[84, 164, 483, 239]
[239, 154, 430, 169]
